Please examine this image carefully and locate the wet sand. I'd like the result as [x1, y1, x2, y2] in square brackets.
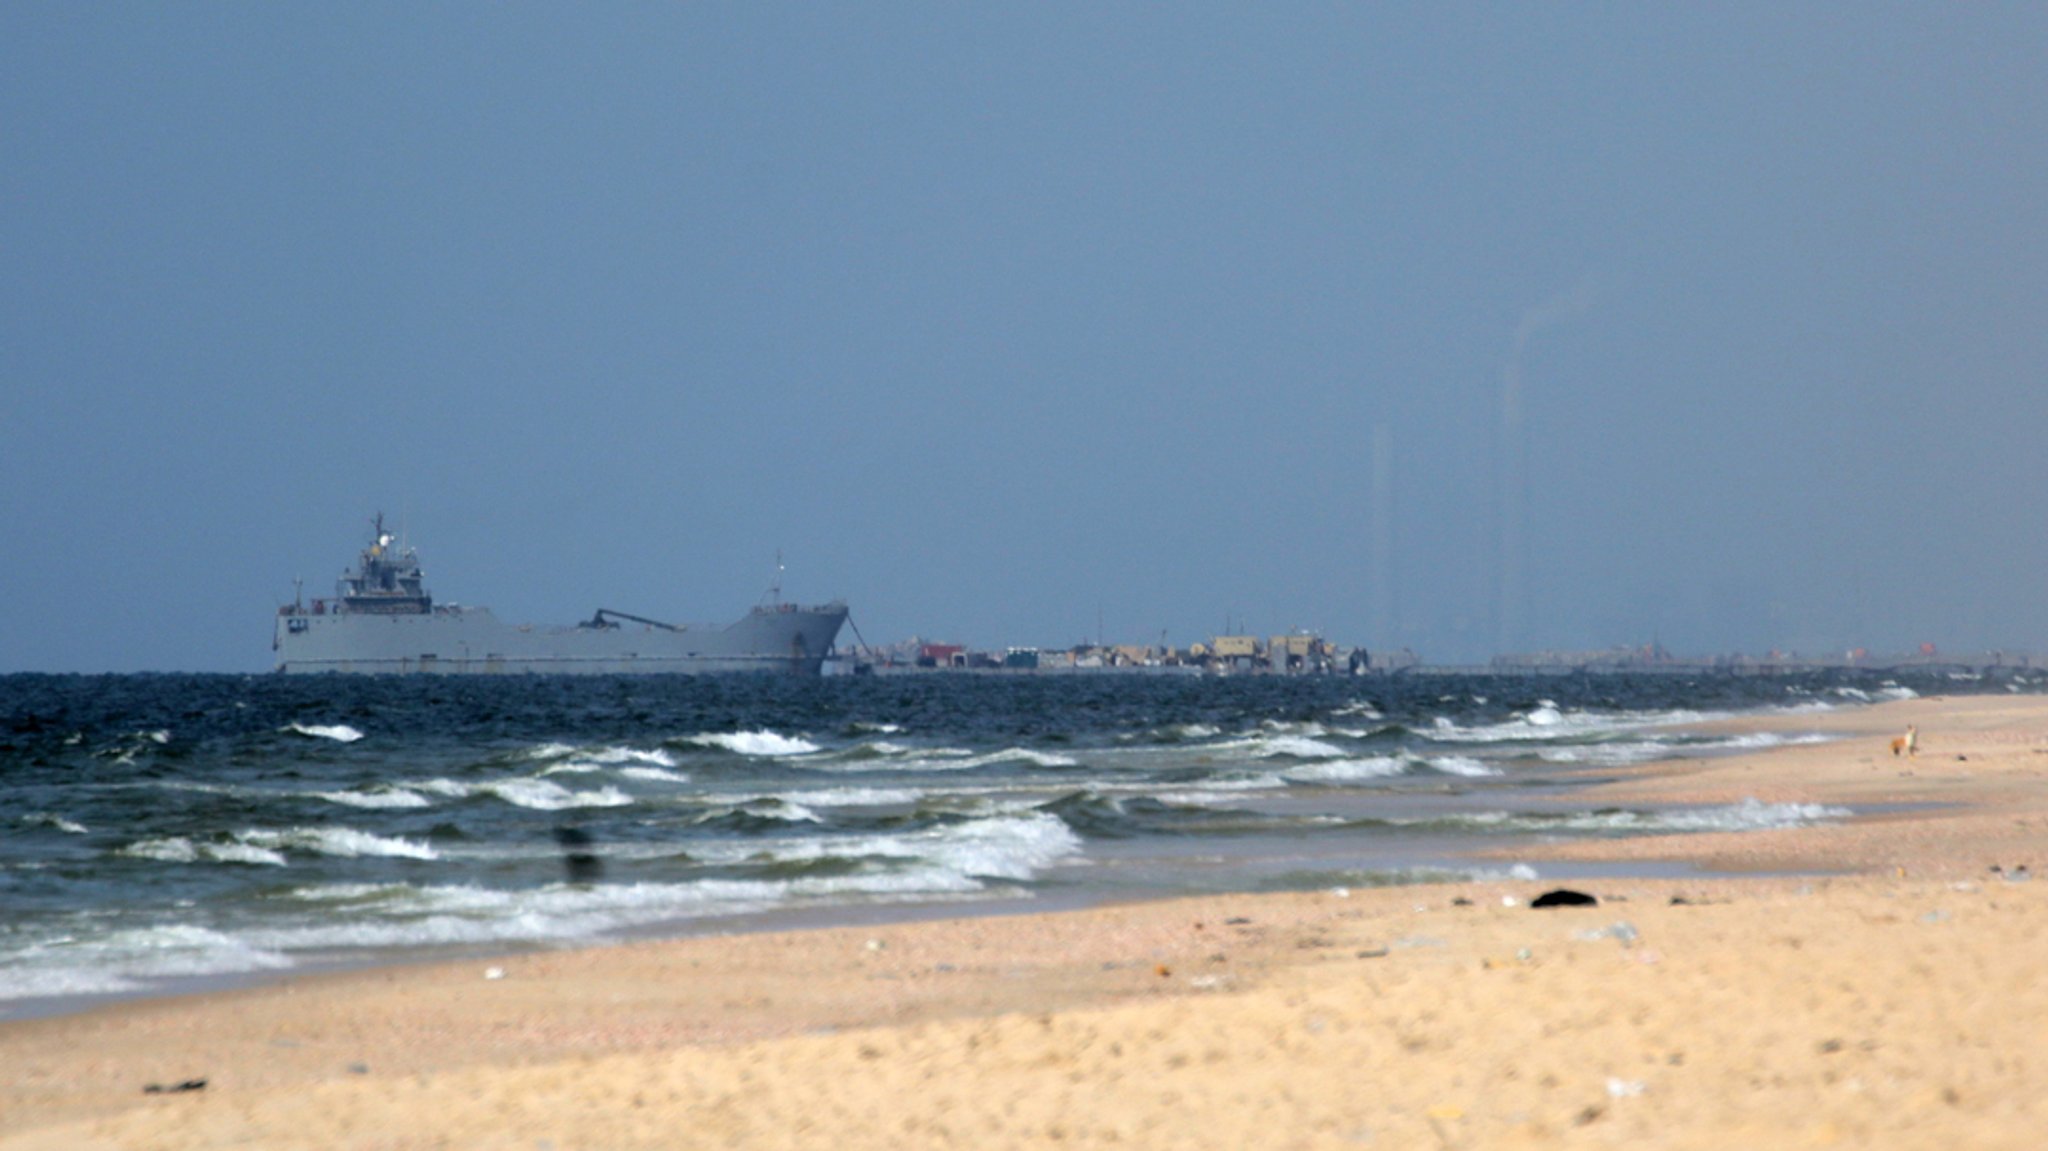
[4, 693, 2045, 1149]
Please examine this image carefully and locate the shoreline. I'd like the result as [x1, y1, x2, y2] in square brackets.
[5, 694, 2045, 1148]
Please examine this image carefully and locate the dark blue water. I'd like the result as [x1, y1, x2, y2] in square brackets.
[2, 669, 2022, 1016]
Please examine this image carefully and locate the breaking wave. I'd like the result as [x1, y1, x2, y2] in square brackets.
[285, 722, 365, 743]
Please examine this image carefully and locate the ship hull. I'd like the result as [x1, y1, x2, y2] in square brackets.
[274, 603, 847, 675]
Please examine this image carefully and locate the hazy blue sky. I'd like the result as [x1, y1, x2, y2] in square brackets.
[6, 4, 2047, 672]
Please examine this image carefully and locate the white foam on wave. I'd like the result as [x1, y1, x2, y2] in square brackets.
[590, 746, 681, 767]
[1260, 719, 1332, 737]
[0, 924, 292, 1002]
[285, 722, 365, 743]
[120, 837, 199, 863]
[688, 730, 821, 757]
[22, 812, 88, 835]
[619, 766, 691, 784]
[805, 746, 1078, 774]
[1538, 730, 1836, 767]
[690, 812, 1082, 884]
[1131, 723, 1222, 743]
[850, 721, 904, 734]
[1648, 797, 1852, 833]
[1432, 798, 1851, 835]
[772, 786, 925, 807]
[120, 837, 287, 866]
[238, 827, 438, 861]
[1261, 735, 1349, 759]
[481, 779, 634, 811]
[286, 882, 413, 902]
[802, 740, 917, 765]
[524, 742, 579, 760]
[1719, 732, 1835, 750]
[1207, 734, 1350, 760]
[316, 787, 432, 809]
[922, 812, 1083, 881]
[243, 819, 1079, 952]
[1147, 790, 1250, 807]
[694, 799, 824, 825]
[1536, 741, 1673, 767]
[963, 747, 1079, 769]
[542, 747, 681, 775]
[239, 878, 863, 952]
[413, 777, 634, 810]
[1428, 705, 1716, 746]
[1282, 756, 1408, 783]
[1428, 755, 1500, 777]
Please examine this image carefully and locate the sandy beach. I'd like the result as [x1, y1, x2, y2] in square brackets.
[4, 693, 2044, 1150]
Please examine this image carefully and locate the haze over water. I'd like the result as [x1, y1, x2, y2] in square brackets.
[6, 8, 2048, 673]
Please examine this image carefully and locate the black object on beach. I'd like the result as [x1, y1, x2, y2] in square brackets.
[1530, 888, 1599, 908]
[144, 1078, 207, 1094]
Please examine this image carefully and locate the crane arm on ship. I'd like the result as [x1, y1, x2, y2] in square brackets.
[581, 608, 685, 632]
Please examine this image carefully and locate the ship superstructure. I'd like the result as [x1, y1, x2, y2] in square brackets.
[274, 515, 846, 675]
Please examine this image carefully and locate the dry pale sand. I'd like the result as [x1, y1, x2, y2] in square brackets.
[4, 693, 2046, 1149]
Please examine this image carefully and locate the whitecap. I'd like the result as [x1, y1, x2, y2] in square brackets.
[585, 746, 680, 767]
[21, 812, 88, 835]
[316, 787, 431, 809]
[477, 778, 634, 811]
[285, 722, 365, 743]
[205, 842, 290, 866]
[120, 837, 289, 866]
[1282, 756, 1408, 782]
[1427, 755, 1500, 777]
[806, 746, 1078, 773]
[239, 827, 438, 860]
[774, 786, 925, 807]
[620, 766, 691, 784]
[1255, 735, 1349, 759]
[1147, 790, 1251, 807]
[412, 778, 474, 798]
[1537, 742, 1673, 767]
[694, 799, 823, 825]
[688, 730, 821, 757]
[120, 837, 199, 863]
[1427, 706, 1715, 745]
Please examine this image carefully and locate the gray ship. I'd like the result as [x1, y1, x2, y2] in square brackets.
[274, 515, 848, 674]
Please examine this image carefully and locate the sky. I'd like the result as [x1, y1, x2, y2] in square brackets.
[5, 4, 2047, 672]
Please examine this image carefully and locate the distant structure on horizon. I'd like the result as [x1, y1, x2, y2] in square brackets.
[274, 515, 847, 675]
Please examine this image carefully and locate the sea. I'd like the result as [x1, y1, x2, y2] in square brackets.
[1, 669, 2026, 1020]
